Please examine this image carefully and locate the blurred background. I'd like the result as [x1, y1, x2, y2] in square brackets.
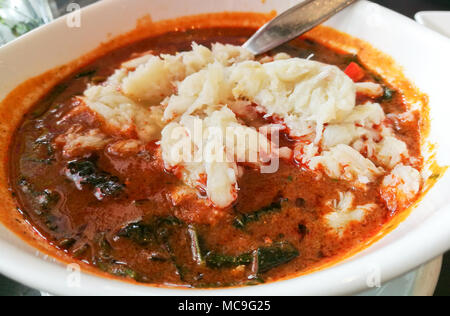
[0, 0, 448, 296]
[0, 0, 98, 45]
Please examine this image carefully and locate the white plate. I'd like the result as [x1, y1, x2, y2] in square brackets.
[0, 0, 449, 296]
[358, 256, 442, 296]
[415, 11, 450, 38]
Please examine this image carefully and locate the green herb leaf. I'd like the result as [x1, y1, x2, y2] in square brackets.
[118, 222, 155, 246]
[96, 259, 143, 282]
[205, 252, 253, 269]
[117, 216, 182, 246]
[188, 225, 204, 265]
[67, 159, 125, 199]
[233, 198, 288, 229]
[382, 86, 396, 101]
[18, 177, 60, 212]
[256, 242, 299, 274]
[205, 241, 299, 275]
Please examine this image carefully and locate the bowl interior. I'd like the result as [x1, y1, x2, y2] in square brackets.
[0, 0, 449, 295]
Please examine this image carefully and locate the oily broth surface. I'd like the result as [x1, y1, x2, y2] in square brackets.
[8, 27, 422, 287]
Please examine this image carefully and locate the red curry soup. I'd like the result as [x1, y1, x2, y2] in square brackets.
[7, 22, 426, 288]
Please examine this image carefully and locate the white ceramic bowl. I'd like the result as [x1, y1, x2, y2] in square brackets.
[415, 11, 450, 38]
[0, 0, 449, 296]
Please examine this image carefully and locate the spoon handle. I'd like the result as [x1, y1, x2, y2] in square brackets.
[243, 0, 358, 55]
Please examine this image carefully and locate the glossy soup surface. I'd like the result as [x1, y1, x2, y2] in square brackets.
[8, 27, 422, 288]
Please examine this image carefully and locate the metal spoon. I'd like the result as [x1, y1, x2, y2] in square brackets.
[243, 0, 358, 55]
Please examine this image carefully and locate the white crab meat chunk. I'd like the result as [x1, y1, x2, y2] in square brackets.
[309, 144, 383, 184]
[55, 125, 110, 158]
[122, 43, 254, 105]
[375, 136, 409, 168]
[83, 70, 166, 142]
[380, 164, 421, 213]
[355, 82, 384, 98]
[325, 192, 377, 237]
[160, 107, 276, 208]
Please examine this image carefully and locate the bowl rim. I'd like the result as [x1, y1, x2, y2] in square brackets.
[0, 0, 449, 296]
